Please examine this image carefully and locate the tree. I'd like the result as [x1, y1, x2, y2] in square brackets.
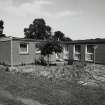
[54, 31, 64, 41]
[39, 40, 63, 65]
[24, 18, 72, 41]
[0, 20, 5, 37]
[24, 18, 52, 40]
[62, 37, 72, 41]
[45, 25, 52, 39]
[54, 31, 72, 41]
[24, 28, 30, 38]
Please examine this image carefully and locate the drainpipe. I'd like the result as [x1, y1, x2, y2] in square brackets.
[10, 37, 13, 68]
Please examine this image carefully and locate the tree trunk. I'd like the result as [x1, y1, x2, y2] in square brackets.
[47, 54, 50, 66]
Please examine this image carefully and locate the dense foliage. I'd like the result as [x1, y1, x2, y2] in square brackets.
[24, 18, 72, 65]
[0, 20, 5, 37]
[54, 31, 72, 41]
[39, 40, 63, 65]
[24, 18, 52, 40]
[24, 18, 72, 41]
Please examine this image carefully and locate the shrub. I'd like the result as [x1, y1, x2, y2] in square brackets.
[35, 57, 47, 66]
[68, 59, 74, 65]
[5, 66, 9, 72]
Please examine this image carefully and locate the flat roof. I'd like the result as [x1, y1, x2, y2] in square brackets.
[0, 37, 105, 44]
[72, 38, 105, 44]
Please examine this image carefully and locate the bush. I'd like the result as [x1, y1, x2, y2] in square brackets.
[35, 57, 47, 66]
[68, 59, 74, 65]
[5, 66, 9, 72]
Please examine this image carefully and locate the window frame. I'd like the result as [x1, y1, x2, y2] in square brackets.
[85, 44, 94, 62]
[63, 45, 69, 60]
[19, 42, 29, 54]
[73, 44, 81, 61]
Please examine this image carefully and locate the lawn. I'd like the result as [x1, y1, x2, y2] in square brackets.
[0, 64, 105, 105]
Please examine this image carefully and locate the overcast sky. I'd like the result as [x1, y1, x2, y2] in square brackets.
[0, 0, 105, 40]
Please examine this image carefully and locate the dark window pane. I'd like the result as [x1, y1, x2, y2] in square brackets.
[75, 45, 81, 52]
[20, 43, 28, 53]
[87, 45, 94, 53]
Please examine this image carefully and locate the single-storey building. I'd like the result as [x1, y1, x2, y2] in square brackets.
[0, 37, 105, 66]
[0, 37, 70, 66]
[69, 39, 105, 64]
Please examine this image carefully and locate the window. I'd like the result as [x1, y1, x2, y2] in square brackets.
[85, 45, 94, 61]
[87, 45, 94, 53]
[63, 45, 69, 60]
[64, 45, 69, 51]
[74, 45, 81, 60]
[19, 43, 28, 54]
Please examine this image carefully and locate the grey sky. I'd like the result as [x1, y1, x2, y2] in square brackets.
[0, 0, 105, 40]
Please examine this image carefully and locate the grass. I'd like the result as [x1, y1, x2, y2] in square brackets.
[0, 65, 105, 105]
[0, 97, 24, 105]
